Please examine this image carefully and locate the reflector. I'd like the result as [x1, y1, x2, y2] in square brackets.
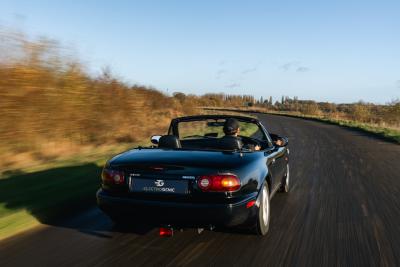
[246, 200, 256, 208]
[159, 227, 173, 237]
[101, 168, 125, 185]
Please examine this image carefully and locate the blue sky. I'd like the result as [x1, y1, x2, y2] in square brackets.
[1, 0, 399, 104]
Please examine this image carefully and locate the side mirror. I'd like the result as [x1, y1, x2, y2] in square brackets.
[151, 135, 162, 145]
[276, 136, 288, 147]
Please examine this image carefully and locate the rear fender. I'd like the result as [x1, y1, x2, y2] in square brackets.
[256, 173, 272, 207]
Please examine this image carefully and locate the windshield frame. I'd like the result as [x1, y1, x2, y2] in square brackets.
[168, 115, 273, 147]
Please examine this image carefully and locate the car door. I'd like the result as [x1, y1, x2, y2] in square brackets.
[259, 124, 284, 191]
[264, 146, 285, 192]
[274, 146, 287, 181]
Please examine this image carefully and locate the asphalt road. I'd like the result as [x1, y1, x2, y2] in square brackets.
[1, 114, 400, 267]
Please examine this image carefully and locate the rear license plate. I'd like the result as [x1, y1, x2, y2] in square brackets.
[130, 178, 189, 194]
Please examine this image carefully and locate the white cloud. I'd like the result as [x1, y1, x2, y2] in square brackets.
[226, 83, 240, 88]
[280, 61, 310, 73]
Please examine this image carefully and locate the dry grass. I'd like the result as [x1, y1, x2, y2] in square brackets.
[0, 29, 197, 174]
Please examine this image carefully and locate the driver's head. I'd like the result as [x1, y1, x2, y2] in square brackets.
[223, 118, 240, 136]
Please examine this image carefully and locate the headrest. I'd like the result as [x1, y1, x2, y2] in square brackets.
[158, 135, 181, 149]
[219, 135, 243, 150]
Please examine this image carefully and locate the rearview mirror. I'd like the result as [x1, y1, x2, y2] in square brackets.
[207, 121, 225, 127]
[151, 135, 161, 145]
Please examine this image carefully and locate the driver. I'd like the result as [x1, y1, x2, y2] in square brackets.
[223, 118, 261, 151]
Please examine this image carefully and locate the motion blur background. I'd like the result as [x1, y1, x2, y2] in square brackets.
[1, 0, 400, 173]
[0, 25, 399, 173]
[0, 0, 399, 240]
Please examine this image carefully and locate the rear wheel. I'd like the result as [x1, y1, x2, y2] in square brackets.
[254, 184, 270, 236]
[280, 163, 290, 193]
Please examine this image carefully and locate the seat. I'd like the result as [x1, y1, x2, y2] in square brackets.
[218, 135, 243, 150]
[158, 135, 181, 149]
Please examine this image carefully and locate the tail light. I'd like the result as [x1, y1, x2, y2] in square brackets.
[101, 168, 125, 185]
[197, 174, 240, 192]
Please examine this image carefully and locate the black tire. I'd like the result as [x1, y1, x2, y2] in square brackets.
[280, 163, 290, 193]
[254, 183, 270, 236]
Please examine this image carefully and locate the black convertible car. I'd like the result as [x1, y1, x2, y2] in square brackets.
[97, 115, 289, 236]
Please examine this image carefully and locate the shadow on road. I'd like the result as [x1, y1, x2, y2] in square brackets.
[0, 163, 157, 238]
[0, 163, 101, 223]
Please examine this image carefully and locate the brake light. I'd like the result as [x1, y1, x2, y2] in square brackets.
[197, 174, 240, 192]
[101, 168, 125, 185]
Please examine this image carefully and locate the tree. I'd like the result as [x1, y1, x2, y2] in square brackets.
[301, 101, 320, 115]
[351, 103, 370, 122]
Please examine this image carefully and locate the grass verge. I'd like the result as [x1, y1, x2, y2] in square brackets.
[0, 143, 135, 241]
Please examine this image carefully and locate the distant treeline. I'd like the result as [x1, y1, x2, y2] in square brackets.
[263, 96, 399, 126]
[173, 92, 399, 127]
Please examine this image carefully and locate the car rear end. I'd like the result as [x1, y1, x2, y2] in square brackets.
[96, 150, 261, 228]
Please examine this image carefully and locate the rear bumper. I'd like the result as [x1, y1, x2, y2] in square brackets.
[96, 189, 258, 227]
